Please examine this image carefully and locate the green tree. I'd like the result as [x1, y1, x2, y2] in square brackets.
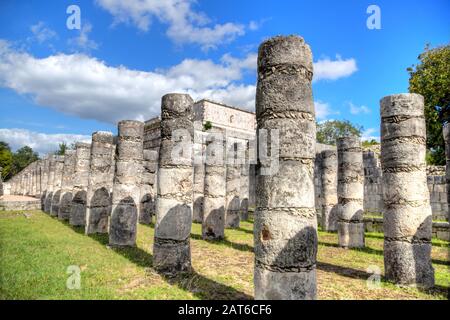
[12, 146, 39, 175]
[408, 44, 450, 165]
[362, 139, 379, 148]
[55, 142, 68, 155]
[0, 141, 13, 180]
[316, 120, 363, 145]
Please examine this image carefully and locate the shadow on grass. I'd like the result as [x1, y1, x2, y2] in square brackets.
[56, 217, 252, 300]
[190, 233, 254, 253]
[234, 226, 254, 235]
[319, 238, 449, 267]
[317, 261, 372, 280]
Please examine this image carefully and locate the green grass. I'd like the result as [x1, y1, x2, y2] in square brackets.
[0, 210, 448, 300]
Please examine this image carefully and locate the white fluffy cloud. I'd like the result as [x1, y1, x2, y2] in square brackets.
[0, 128, 91, 155]
[313, 56, 357, 82]
[0, 40, 256, 124]
[349, 102, 370, 115]
[68, 22, 99, 50]
[314, 101, 339, 120]
[96, 0, 245, 50]
[30, 22, 57, 44]
[361, 127, 379, 142]
[0, 39, 357, 126]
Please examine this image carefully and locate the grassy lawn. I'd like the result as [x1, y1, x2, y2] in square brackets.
[0, 210, 448, 300]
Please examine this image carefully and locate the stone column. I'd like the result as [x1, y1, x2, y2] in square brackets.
[443, 123, 450, 222]
[225, 142, 241, 228]
[381, 93, 434, 288]
[50, 155, 65, 217]
[192, 128, 205, 224]
[44, 155, 56, 213]
[139, 149, 158, 224]
[254, 35, 317, 300]
[153, 93, 194, 274]
[193, 163, 205, 223]
[239, 141, 251, 221]
[40, 156, 49, 210]
[202, 130, 226, 240]
[85, 132, 114, 235]
[321, 150, 338, 231]
[109, 120, 144, 246]
[70, 142, 91, 226]
[58, 150, 76, 220]
[337, 136, 365, 248]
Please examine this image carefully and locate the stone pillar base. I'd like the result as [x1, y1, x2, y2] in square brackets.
[384, 240, 434, 288]
[254, 266, 316, 300]
[338, 221, 365, 248]
[153, 238, 191, 275]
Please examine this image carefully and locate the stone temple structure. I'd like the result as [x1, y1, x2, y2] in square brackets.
[380, 93, 434, 288]
[253, 35, 317, 300]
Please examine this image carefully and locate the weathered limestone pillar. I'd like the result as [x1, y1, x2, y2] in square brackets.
[239, 141, 251, 221]
[109, 120, 144, 246]
[192, 163, 205, 223]
[443, 123, 450, 222]
[254, 35, 317, 300]
[58, 150, 76, 221]
[50, 155, 65, 217]
[45, 155, 56, 213]
[321, 150, 338, 231]
[139, 149, 158, 224]
[70, 143, 91, 226]
[337, 136, 365, 248]
[153, 93, 194, 274]
[381, 93, 434, 288]
[85, 132, 114, 234]
[40, 156, 49, 210]
[202, 130, 226, 240]
[225, 142, 241, 228]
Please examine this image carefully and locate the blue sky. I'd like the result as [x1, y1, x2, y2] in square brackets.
[0, 0, 449, 154]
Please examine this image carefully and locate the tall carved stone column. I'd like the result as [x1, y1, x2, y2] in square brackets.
[254, 35, 317, 300]
[50, 155, 65, 217]
[193, 163, 205, 223]
[239, 141, 251, 221]
[443, 123, 450, 222]
[85, 132, 114, 234]
[109, 120, 144, 246]
[44, 155, 56, 213]
[321, 149, 338, 231]
[139, 149, 158, 224]
[337, 136, 365, 248]
[40, 156, 49, 210]
[225, 142, 241, 228]
[58, 150, 76, 220]
[202, 130, 226, 240]
[70, 143, 91, 226]
[381, 93, 434, 288]
[153, 93, 194, 274]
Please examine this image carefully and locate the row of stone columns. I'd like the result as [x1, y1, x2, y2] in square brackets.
[4, 35, 438, 298]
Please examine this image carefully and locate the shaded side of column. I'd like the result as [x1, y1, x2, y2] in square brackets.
[58, 150, 76, 220]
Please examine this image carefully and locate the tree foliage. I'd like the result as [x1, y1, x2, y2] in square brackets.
[408, 44, 450, 165]
[0, 141, 13, 180]
[11, 146, 39, 177]
[316, 120, 363, 145]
